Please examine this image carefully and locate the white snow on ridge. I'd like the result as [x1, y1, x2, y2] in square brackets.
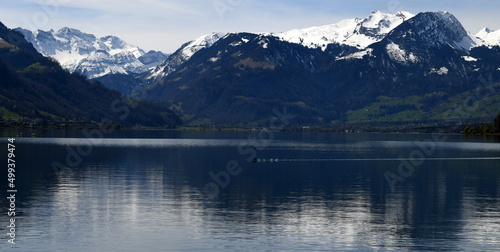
[180, 32, 226, 59]
[275, 11, 415, 50]
[475, 27, 500, 46]
[147, 32, 226, 81]
[274, 18, 359, 50]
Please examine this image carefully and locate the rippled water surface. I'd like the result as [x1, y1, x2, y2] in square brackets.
[0, 130, 499, 251]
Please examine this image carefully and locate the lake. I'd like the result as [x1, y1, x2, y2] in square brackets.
[1, 129, 499, 251]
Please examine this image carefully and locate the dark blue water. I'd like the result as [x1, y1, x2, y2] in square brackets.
[1, 130, 499, 251]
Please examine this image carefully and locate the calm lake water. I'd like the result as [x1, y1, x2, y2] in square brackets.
[1, 130, 499, 251]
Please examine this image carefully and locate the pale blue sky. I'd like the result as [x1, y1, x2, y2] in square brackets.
[1, 0, 499, 53]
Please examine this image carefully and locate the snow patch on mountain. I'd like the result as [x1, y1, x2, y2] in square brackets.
[462, 56, 478, 62]
[336, 48, 373, 60]
[180, 32, 226, 59]
[386, 42, 418, 64]
[275, 11, 415, 50]
[430, 67, 449, 75]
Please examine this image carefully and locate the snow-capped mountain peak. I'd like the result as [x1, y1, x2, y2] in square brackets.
[480, 27, 493, 33]
[148, 32, 226, 80]
[275, 11, 415, 50]
[15, 27, 166, 79]
[180, 32, 226, 59]
[359, 10, 413, 33]
[475, 27, 500, 47]
[390, 11, 477, 50]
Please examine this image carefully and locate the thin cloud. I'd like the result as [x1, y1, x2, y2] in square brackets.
[19, 0, 202, 16]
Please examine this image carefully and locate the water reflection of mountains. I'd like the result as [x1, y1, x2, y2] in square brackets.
[3, 134, 499, 250]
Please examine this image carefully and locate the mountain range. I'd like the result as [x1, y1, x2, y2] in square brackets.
[15, 27, 168, 94]
[145, 11, 500, 126]
[7, 11, 500, 127]
[0, 23, 180, 128]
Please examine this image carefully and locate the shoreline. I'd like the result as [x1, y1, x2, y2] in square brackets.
[2, 125, 499, 137]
